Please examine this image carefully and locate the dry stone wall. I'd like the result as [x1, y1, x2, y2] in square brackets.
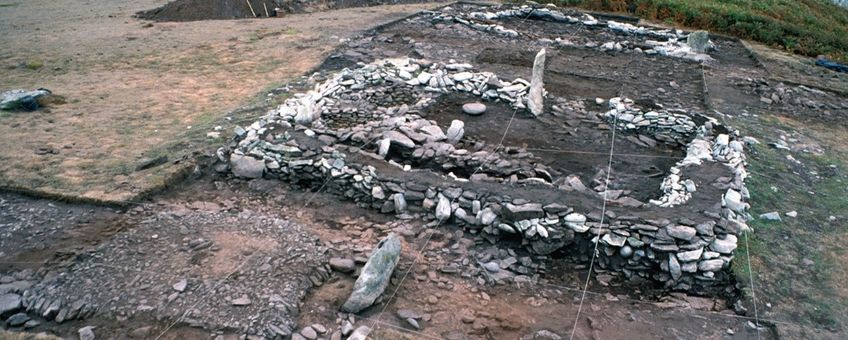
[219, 52, 753, 292]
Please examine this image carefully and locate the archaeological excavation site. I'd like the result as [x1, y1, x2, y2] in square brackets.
[3, 0, 848, 340]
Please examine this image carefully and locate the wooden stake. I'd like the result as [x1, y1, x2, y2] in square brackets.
[263, 2, 270, 17]
[245, 0, 257, 17]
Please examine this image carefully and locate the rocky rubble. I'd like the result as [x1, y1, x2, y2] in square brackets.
[16, 207, 329, 339]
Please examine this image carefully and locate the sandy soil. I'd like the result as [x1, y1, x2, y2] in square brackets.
[0, 0, 440, 203]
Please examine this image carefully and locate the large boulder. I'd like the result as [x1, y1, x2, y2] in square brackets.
[230, 154, 264, 179]
[341, 233, 402, 313]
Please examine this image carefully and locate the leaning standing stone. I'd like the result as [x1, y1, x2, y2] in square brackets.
[527, 48, 546, 116]
[341, 233, 402, 313]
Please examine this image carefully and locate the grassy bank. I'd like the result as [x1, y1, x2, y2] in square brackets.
[547, 0, 848, 62]
[731, 115, 848, 336]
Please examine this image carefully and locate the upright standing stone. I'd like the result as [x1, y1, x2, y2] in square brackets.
[687, 30, 710, 53]
[341, 234, 402, 313]
[527, 48, 546, 116]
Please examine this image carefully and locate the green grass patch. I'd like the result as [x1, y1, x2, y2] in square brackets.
[539, 0, 848, 62]
[730, 115, 848, 331]
[24, 59, 43, 70]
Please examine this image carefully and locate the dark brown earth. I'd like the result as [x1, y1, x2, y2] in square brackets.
[138, 0, 443, 22]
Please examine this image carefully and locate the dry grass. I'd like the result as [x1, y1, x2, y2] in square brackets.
[0, 0, 438, 203]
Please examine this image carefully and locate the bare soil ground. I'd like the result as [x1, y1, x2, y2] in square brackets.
[0, 0, 439, 203]
[138, 0, 443, 21]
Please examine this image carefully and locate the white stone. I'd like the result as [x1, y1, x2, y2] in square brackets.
[527, 48, 546, 116]
[709, 235, 738, 254]
[462, 102, 487, 115]
[435, 194, 451, 222]
[446, 120, 465, 144]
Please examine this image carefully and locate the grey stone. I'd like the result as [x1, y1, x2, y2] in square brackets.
[300, 326, 318, 340]
[619, 245, 633, 258]
[482, 261, 500, 273]
[669, 255, 682, 281]
[0, 293, 21, 317]
[348, 326, 372, 340]
[503, 203, 544, 221]
[677, 248, 704, 262]
[371, 186, 386, 200]
[231, 296, 252, 306]
[341, 233, 402, 313]
[393, 193, 407, 214]
[329, 258, 356, 273]
[406, 317, 421, 329]
[230, 154, 264, 179]
[396, 308, 422, 319]
[0, 88, 51, 111]
[462, 102, 487, 115]
[383, 130, 415, 149]
[687, 30, 711, 53]
[709, 235, 738, 254]
[479, 208, 496, 225]
[172, 279, 187, 292]
[79, 326, 96, 340]
[446, 120, 465, 144]
[531, 238, 565, 255]
[6, 312, 29, 326]
[759, 212, 781, 221]
[528, 48, 546, 116]
[311, 324, 327, 334]
[724, 189, 747, 213]
[698, 259, 725, 272]
[667, 225, 697, 241]
[435, 194, 451, 222]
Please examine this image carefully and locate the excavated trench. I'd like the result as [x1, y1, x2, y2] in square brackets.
[221, 3, 753, 299]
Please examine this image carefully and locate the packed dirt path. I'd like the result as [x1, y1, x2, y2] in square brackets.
[0, 0, 440, 203]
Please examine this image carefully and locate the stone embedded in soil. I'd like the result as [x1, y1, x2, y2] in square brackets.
[231, 296, 252, 306]
[172, 279, 187, 292]
[341, 233, 402, 313]
[527, 48, 546, 116]
[329, 258, 356, 273]
[78, 326, 96, 340]
[300, 326, 318, 339]
[348, 326, 372, 340]
[462, 102, 487, 115]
